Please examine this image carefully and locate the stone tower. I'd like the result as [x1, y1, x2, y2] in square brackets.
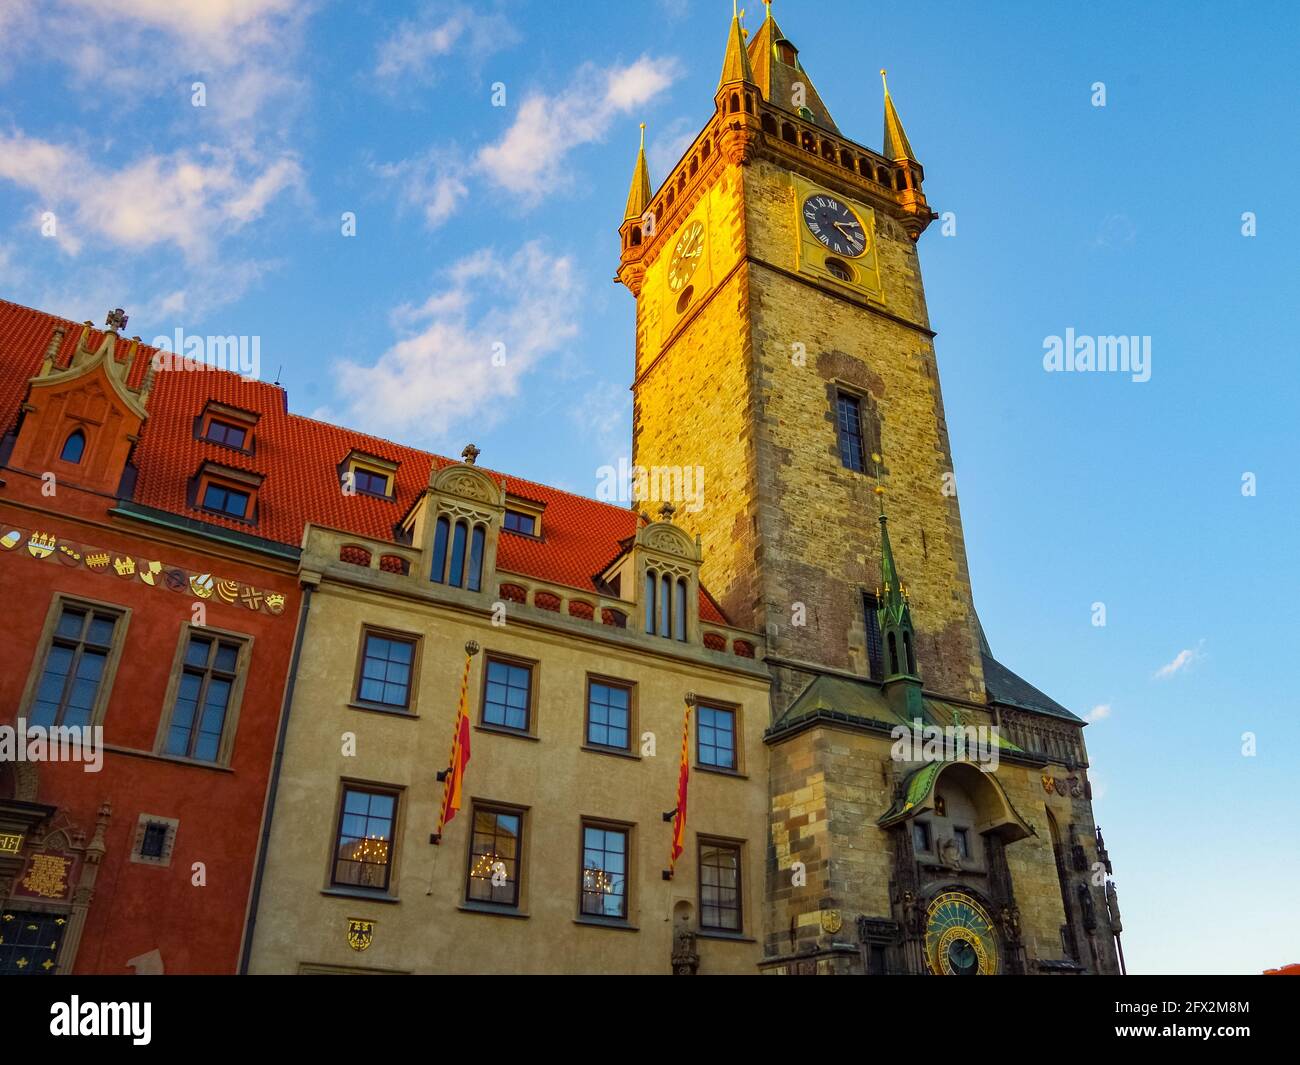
[619, 6, 1123, 976]
[620, 5, 985, 714]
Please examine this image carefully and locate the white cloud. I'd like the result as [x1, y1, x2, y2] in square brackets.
[1085, 703, 1111, 723]
[571, 380, 631, 470]
[476, 56, 678, 205]
[374, 7, 517, 84]
[0, 132, 303, 261]
[373, 151, 471, 229]
[648, 116, 698, 181]
[329, 241, 581, 441]
[1154, 646, 1200, 679]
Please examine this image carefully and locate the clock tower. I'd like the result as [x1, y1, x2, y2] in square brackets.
[620, 6, 984, 709]
[618, 5, 1123, 976]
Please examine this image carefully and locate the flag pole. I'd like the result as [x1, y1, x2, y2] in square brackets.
[426, 640, 479, 895]
[662, 692, 696, 881]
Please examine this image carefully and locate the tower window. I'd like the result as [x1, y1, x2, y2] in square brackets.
[825, 257, 854, 283]
[776, 41, 797, 65]
[863, 592, 884, 680]
[835, 392, 866, 472]
[58, 428, 86, 464]
[913, 821, 931, 852]
[954, 828, 971, 859]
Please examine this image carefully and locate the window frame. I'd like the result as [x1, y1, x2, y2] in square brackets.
[196, 402, 258, 455]
[18, 595, 130, 731]
[583, 676, 635, 754]
[340, 451, 399, 501]
[154, 622, 253, 768]
[479, 653, 537, 736]
[912, 820, 932, 854]
[329, 782, 402, 895]
[464, 801, 527, 910]
[351, 626, 421, 714]
[578, 819, 633, 922]
[834, 389, 867, 473]
[697, 837, 744, 934]
[695, 700, 740, 773]
[193, 462, 263, 526]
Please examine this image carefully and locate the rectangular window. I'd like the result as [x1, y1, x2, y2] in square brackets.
[580, 824, 628, 919]
[163, 632, 245, 762]
[863, 592, 884, 681]
[356, 631, 415, 709]
[836, 392, 866, 472]
[913, 821, 931, 853]
[697, 703, 737, 771]
[201, 481, 250, 519]
[585, 680, 631, 751]
[140, 822, 169, 860]
[332, 787, 397, 891]
[352, 468, 390, 497]
[954, 827, 970, 859]
[466, 804, 522, 907]
[203, 419, 247, 449]
[699, 840, 742, 932]
[503, 510, 536, 535]
[482, 657, 532, 732]
[30, 603, 122, 729]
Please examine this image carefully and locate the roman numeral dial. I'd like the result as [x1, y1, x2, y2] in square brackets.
[802, 195, 868, 258]
[668, 220, 704, 292]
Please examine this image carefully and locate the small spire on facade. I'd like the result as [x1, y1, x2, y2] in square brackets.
[623, 123, 653, 222]
[881, 68, 919, 163]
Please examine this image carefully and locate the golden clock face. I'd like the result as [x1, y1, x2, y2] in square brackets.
[668, 220, 704, 292]
[924, 891, 998, 975]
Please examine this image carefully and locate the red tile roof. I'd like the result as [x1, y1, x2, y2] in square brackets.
[0, 299, 728, 625]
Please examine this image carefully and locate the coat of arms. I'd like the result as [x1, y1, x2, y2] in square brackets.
[1041, 774, 1055, 794]
[346, 919, 374, 952]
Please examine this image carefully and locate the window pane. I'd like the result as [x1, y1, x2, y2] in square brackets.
[698, 706, 737, 769]
[86, 615, 116, 647]
[185, 636, 212, 668]
[467, 526, 485, 592]
[700, 844, 741, 931]
[837, 393, 865, 472]
[484, 660, 530, 730]
[359, 634, 413, 707]
[214, 642, 239, 673]
[581, 825, 628, 918]
[333, 788, 396, 889]
[431, 517, 449, 583]
[55, 609, 85, 639]
[468, 807, 521, 906]
[587, 682, 630, 749]
[448, 522, 467, 587]
[674, 579, 687, 641]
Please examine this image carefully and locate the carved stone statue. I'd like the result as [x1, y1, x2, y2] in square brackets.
[671, 925, 700, 975]
[998, 905, 1021, 943]
[1105, 880, 1123, 935]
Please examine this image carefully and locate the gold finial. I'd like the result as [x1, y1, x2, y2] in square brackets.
[880, 69, 889, 94]
[871, 452, 886, 513]
[639, 121, 646, 150]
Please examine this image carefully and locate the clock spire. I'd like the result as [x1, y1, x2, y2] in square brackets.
[880, 70, 918, 164]
[718, 3, 755, 88]
[623, 122, 652, 221]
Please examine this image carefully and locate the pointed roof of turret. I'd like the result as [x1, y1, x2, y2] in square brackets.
[746, 3, 839, 132]
[880, 69, 918, 163]
[718, 5, 754, 87]
[877, 512, 912, 630]
[623, 123, 652, 222]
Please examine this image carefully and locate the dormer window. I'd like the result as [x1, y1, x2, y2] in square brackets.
[193, 462, 263, 525]
[341, 451, 398, 501]
[503, 510, 535, 536]
[204, 418, 247, 449]
[202, 482, 251, 519]
[59, 428, 86, 464]
[197, 401, 258, 454]
[776, 40, 798, 65]
[502, 496, 544, 538]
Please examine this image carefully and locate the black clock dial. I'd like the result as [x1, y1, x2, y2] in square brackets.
[802, 194, 868, 258]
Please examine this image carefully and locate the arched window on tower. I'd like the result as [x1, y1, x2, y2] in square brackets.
[467, 525, 486, 592]
[448, 521, 468, 587]
[59, 428, 86, 464]
[644, 569, 657, 633]
[674, 578, 687, 641]
[888, 632, 900, 675]
[904, 631, 916, 675]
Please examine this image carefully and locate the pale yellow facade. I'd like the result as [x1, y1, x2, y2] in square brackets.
[245, 518, 770, 975]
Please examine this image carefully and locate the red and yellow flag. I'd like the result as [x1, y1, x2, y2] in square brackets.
[668, 696, 693, 876]
[435, 642, 479, 842]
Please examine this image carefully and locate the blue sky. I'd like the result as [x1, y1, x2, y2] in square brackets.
[2, 0, 1297, 975]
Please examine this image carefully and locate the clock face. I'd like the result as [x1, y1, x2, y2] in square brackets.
[924, 891, 998, 975]
[802, 194, 868, 258]
[668, 220, 704, 292]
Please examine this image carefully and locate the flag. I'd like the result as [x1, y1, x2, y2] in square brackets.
[434, 642, 478, 842]
[668, 697, 692, 877]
